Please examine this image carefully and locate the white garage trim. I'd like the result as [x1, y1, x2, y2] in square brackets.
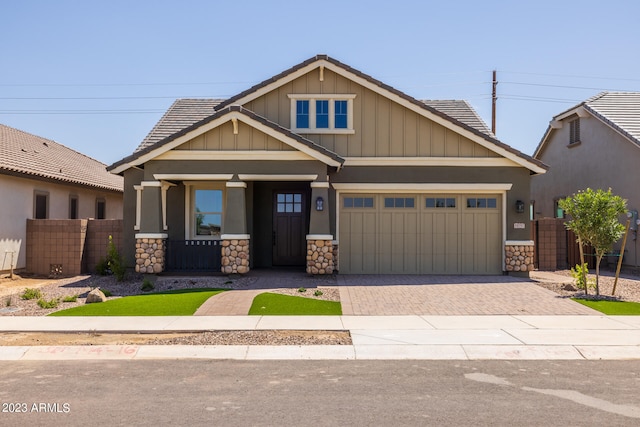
[342, 157, 520, 167]
[332, 183, 513, 192]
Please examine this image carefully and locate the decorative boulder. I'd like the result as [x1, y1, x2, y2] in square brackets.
[86, 288, 107, 304]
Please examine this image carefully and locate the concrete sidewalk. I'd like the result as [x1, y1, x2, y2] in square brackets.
[2, 314, 640, 361]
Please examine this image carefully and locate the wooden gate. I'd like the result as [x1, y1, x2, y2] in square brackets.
[533, 219, 595, 270]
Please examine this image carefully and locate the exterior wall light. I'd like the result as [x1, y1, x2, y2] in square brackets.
[316, 197, 324, 211]
[515, 200, 525, 214]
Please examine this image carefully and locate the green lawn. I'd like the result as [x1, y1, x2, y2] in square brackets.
[49, 288, 224, 316]
[249, 292, 342, 315]
[572, 298, 640, 315]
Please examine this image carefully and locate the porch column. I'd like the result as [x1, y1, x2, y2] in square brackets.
[306, 180, 334, 275]
[135, 181, 167, 274]
[221, 179, 250, 274]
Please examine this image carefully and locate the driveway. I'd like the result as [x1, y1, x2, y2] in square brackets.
[336, 274, 596, 316]
[196, 271, 597, 316]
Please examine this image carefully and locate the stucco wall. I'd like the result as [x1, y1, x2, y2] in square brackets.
[0, 174, 123, 272]
[532, 114, 640, 266]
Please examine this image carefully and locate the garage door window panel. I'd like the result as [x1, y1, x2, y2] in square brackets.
[467, 197, 497, 209]
[426, 197, 456, 208]
[344, 197, 374, 208]
[384, 197, 415, 208]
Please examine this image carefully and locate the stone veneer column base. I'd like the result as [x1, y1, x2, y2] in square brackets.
[135, 237, 166, 274]
[306, 239, 334, 275]
[221, 239, 250, 274]
[505, 240, 535, 273]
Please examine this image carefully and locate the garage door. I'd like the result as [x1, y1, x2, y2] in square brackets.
[339, 194, 502, 274]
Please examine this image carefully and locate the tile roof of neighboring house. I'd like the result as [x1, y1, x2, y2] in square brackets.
[534, 92, 640, 158]
[0, 124, 123, 192]
[135, 98, 224, 153]
[583, 92, 640, 145]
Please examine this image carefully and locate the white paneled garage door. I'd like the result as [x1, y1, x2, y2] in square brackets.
[338, 194, 502, 274]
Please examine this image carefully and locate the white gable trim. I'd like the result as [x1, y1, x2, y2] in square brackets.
[226, 59, 545, 174]
[109, 110, 341, 174]
[156, 150, 315, 162]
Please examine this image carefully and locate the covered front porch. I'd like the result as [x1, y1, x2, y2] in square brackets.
[134, 173, 335, 275]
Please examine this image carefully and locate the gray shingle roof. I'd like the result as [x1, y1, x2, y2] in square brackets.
[583, 92, 640, 145]
[135, 98, 224, 153]
[0, 124, 123, 192]
[422, 100, 495, 137]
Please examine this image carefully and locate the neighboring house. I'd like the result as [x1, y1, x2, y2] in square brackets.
[0, 124, 124, 273]
[108, 55, 546, 276]
[531, 92, 640, 267]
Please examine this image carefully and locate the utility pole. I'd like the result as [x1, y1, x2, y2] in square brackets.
[492, 70, 497, 135]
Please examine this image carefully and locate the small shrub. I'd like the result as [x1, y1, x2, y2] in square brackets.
[96, 257, 109, 275]
[298, 287, 307, 293]
[95, 235, 126, 281]
[314, 290, 323, 297]
[5, 297, 12, 307]
[21, 288, 42, 300]
[37, 298, 59, 309]
[101, 289, 113, 297]
[62, 295, 78, 303]
[571, 263, 596, 290]
[141, 279, 155, 292]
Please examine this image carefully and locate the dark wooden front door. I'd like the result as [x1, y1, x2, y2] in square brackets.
[273, 192, 306, 266]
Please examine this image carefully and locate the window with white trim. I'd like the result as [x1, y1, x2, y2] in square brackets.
[288, 94, 355, 133]
[186, 184, 224, 239]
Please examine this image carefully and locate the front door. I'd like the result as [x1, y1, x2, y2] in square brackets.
[273, 192, 306, 266]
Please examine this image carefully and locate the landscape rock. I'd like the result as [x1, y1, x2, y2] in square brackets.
[86, 288, 107, 303]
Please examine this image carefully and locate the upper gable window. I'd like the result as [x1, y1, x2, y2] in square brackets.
[569, 118, 580, 144]
[289, 94, 356, 134]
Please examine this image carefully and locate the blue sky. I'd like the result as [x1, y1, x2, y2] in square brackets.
[2, 0, 640, 166]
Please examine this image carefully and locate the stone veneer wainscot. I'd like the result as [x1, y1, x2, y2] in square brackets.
[306, 239, 334, 275]
[221, 238, 249, 274]
[505, 241, 534, 272]
[135, 237, 165, 274]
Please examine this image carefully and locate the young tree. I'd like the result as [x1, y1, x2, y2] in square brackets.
[559, 188, 627, 296]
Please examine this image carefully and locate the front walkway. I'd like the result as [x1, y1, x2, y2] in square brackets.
[194, 271, 597, 316]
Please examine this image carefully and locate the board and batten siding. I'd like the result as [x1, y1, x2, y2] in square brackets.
[244, 68, 499, 159]
[174, 121, 295, 152]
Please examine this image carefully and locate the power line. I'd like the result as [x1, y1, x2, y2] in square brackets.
[501, 81, 637, 92]
[0, 81, 252, 88]
[0, 109, 164, 115]
[502, 71, 640, 83]
[0, 96, 222, 100]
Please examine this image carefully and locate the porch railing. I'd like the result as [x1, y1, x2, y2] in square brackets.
[165, 240, 221, 273]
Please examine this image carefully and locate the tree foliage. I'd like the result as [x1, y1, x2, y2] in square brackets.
[559, 188, 627, 296]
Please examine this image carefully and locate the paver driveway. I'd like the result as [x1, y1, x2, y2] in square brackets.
[196, 271, 597, 316]
[337, 275, 596, 315]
